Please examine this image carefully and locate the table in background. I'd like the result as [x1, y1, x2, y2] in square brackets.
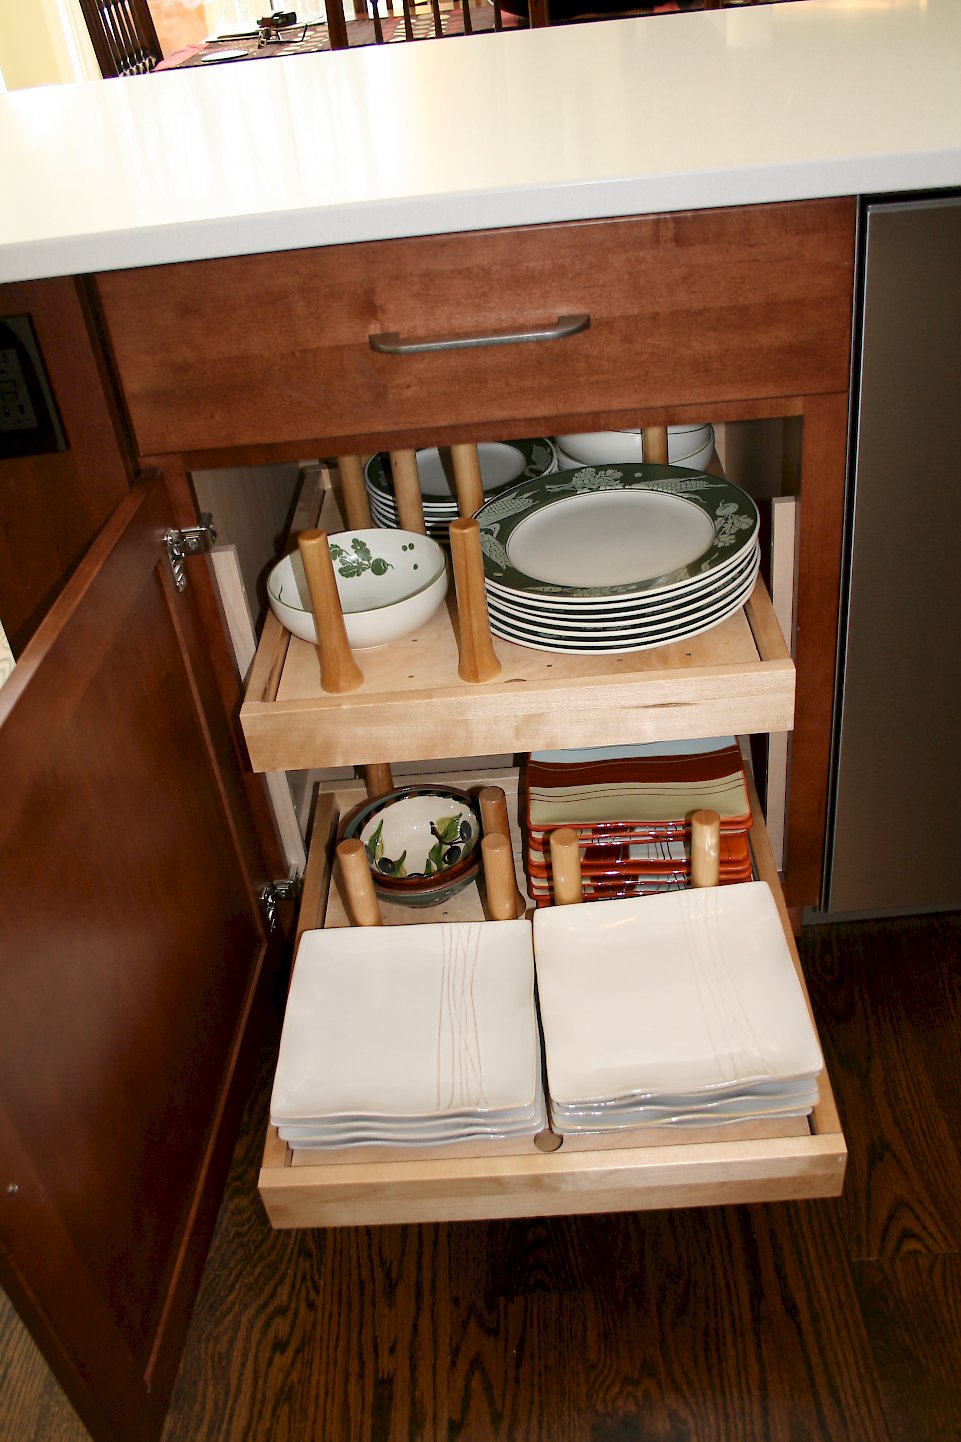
[156, 5, 517, 68]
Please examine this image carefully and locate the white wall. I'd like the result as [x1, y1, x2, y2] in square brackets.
[0, 0, 99, 89]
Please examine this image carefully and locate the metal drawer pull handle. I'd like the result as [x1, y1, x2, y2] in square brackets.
[368, 312, 590, 356]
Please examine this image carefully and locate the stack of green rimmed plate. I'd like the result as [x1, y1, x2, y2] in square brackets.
[475, 463, 760, 655]
[364, 438, 556, 538]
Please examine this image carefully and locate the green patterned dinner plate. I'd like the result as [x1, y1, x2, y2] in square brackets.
[365, 438, 556, 504]
[476, 464, 758, 601]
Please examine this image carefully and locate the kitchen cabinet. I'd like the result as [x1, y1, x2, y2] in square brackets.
[0, 194, 854, 1442]
[93, 192, 855, 1221]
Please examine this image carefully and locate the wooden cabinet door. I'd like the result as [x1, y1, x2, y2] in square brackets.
[0, 471, 277, 1442]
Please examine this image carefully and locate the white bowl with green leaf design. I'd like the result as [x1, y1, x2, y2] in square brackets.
[267, 529, 448, 649]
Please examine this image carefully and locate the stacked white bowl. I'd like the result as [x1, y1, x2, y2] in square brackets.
[554, 423, 714, 470]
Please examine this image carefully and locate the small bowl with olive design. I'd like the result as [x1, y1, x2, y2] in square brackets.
[267, 529, 448, 649]
[340, 785, 482, 908]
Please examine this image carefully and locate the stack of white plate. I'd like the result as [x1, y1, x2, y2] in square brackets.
[365, 438, 557, 537]
[476, 463, 760, 655]
[270, 919, 546, 1149]
[533, 884, 823, 1135]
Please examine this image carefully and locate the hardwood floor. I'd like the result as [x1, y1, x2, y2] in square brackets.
[3, 911, 960, 1441]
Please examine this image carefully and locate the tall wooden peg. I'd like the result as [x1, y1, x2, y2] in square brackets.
[448, 518, 502, 684]
[479, 785, 511, 840]
[336, 454, 373, 530]
[336, 839, 383, 927]
[643, 425, 669, 465]
[690, 809, 721, 889]
[297, 529, 364, 694]
[388, 450, 426, 534]
[549, 827, 583, 906]
[451, 442, 485, 518]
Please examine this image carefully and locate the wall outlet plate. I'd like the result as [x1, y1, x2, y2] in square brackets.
[0, 315, 69, 458]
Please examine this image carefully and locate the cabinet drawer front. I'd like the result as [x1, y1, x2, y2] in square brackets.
[96, 199, 855, 459]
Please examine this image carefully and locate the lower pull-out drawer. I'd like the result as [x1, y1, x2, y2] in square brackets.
[257, 771, 845, 1229]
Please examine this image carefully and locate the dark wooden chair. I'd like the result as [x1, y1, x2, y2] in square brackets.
[329, 0, 508, 49]
[78, 0, 163, 76]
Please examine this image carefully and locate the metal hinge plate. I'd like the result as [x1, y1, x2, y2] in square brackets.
[164, 514, 216, 591]
[260, 875, 302, 933]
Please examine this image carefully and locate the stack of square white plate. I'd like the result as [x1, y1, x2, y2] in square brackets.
[364, 439, 557, 538]
[532, 884, 822, 1135]
[475, 463, 760, 655]
[270, 919, 546, 1149]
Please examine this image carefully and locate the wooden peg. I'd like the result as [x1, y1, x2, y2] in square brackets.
[297, 530, 364, 693]
[479, 786, 525, 917]
[451, 442, 485, 518]
[549, 827, 583, 906]
[364, 763, 394, 800]
[336, 839, 383, 926]
[643, 426, 669, 465]
[482, 833, 526, 920]
[478, 785, 511, 839]
[448, 518, 502, 684]
[690, 809, 721, 889]
[388, 449, 426, 534]
[336, 454, 372, 530]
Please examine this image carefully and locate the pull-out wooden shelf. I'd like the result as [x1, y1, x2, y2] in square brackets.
[258, 772, 846, 1229]
[240, 535, 795, 774]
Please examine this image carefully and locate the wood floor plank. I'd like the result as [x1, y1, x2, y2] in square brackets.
[799, 914, 961, 1262]
[576, 1201, 891, 1442]
[0, 1287, 89, 1442]
[305, 1222, 449, 1442]
[442, 1218, 594, 1441]
[854, 1250, 961, 1442]
[446, 1286, 591, 1442]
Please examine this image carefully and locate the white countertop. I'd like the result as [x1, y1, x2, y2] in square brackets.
[2, 0, 960, 283]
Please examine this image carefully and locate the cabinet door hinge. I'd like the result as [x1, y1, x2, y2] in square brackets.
[164, 514, 216, 591]
[260, 875, 302, 933]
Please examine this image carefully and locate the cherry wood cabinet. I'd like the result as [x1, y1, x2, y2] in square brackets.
[0, 193, 856, 1441]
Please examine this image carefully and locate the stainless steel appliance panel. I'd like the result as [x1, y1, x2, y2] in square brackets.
[827, 196, 961, 915]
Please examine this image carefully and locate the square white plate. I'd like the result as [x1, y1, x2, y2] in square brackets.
[270, 919, 537, 1123]
[533, 882, 823, 1106]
